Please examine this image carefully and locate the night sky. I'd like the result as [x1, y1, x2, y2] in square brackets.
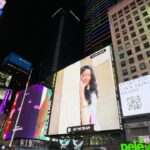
[0, 0, 85, 71]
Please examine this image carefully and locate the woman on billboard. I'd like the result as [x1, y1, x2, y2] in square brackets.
[80, 65, 100, 130]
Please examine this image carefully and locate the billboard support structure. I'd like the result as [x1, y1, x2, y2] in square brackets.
[9, 69, 33, 147]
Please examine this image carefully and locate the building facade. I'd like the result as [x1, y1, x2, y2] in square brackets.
[108, 0, 150, 83]
[108, 0, 150, 143]
[84, 0, 117, 55]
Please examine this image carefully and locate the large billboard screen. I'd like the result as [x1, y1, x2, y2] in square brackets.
[119, 75, 150, 117]
[3, 84, 52, 140]
[48, 46, 120, 135]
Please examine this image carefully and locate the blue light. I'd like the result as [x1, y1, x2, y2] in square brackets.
[0, 9, 3, 16]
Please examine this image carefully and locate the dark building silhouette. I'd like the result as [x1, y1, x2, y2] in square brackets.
[37, 8, 84, 83]
[84, 0, 118, 56]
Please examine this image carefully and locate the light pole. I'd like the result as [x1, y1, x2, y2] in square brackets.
[9, 68, 33, 147]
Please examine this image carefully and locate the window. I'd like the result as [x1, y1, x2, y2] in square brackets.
[135, 16, 140, 21]
[114, 22, 118, 27]
[117, 39, 121, 44]
[137, 21, 142, 27]
[144, 42, 150, 49]
[121, 24, 126, 29]
[116, 33, 120, 39]
[140, 6, 145, 11]
[129, 57, 134, 64]
[146, 50, 150, 57]
[131, 32, 136, 38]
[133, 10, 138, 15]
[124, 78, 129, 81]
[142, 72, 148, 76]
[136, 0, 143, 5]
[145, 17, 150, 23]
[133, 75, 138, 79]
[127, 50, 132, 56]
[142, 11, 148, 17]
[115, 28, 119, 32]
[130, 66, 136, 73]
[124, 36, 129, 41]
[128, 20, 133, 25]
[120, 18, 124, 24]
[121, 61, 126, 67]
[133, 39, 139, 45]
[141, 34, 147, 41]
[126, 15, 131, 20]
[130, 2, 136, 9]
[118, 46, 123, 51]
[137, 54, 143, 60]
[122, 29, 127, 35]
[120, 53, 124, 59]
[129, 26, 134, 31]
[124, 6, 129, 13]
[118, 10, 123, 17]
[139, 62, 146, 70]
[125, 42, 130, 48]
[122, 69, 128, 75]
[139, 28, 144, 34]
[135, 46, 141, 52]
[147, 24, 150, 30]
[112, 13, 117, 21]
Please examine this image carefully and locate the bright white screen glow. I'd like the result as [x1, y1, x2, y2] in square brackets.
[119, 75, 150, 117]
[49, 46, 120, 135]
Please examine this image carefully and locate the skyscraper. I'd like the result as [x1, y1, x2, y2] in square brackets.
[84, 0, 117, 55]
[108, 0, 150, 142]
[108, 0, 150, 83]
[37, 8, 84, 83]
[50, 8, 84, 73]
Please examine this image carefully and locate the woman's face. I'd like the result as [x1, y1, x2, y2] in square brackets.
[80, 68, 91, 86]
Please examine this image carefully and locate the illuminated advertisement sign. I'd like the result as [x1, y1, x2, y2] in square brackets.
[0, 0, 6, 9]
[48, 46, 120, 135]
[0, 72, 12, 88]
[3, 53, 32, 72]
[0, 0, 6, 16]
[0, 88, 12, 115]
[120, 138, 150, 150]
[119, 75, 150, 117]
[3, 84, 52, 140]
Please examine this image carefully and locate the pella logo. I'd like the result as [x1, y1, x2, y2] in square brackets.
[121, 139, 150, 150]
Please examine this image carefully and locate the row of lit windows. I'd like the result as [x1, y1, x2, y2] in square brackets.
[117, 38, 150, 53]
[122, 61, 148, 76]
[124, 71, 148, 81]
[119, 43, 150, 57]
[120, 49, 150, 66]
[111, 0, 150, 22]
[114, 17, 150, 35]
[116, 33, 149, 46]
[118, 39, 150, 55]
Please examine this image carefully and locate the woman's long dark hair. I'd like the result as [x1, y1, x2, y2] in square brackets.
[80, 65, 98, 105]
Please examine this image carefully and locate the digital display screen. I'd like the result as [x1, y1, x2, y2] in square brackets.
[0, 88, 7, 100]
[0, 88, 12, 115]
[0, 0, 6, 9]
[119, 75, 150, 117]
[48, 46, 120, 135]
[0, 72, 12, 88]
[3, 84, 52, 140]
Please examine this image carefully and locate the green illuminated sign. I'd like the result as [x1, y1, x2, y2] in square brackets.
[121, 139, 150, 150]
